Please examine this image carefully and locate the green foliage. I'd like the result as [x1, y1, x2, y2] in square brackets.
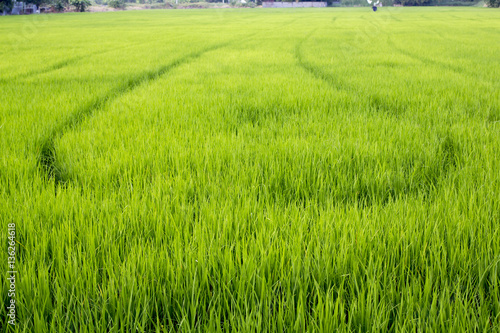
[379, 0, 394, 5]
[486, 0, 499, 6]
[437, 0, 478, 5]
[52, 0, 66, 11]
[231, 0, 256, 6]
[30, 0, 48, 6]
[70, 0, 91, 11]
[394, 0, 432, 5]
[0, 0, 13, 11]
[0, 8, 499, 332]
[108, 0, 125, 8]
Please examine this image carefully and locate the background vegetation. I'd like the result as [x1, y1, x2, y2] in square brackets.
[1, 0, 495, 14]
[1, 7, 499, 332]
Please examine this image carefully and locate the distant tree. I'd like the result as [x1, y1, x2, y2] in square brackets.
[380, 0, 394, 6]
[108, 0, 125, 8]
[394, 0, 432, 5]
[70, 0, 91, 11]
[30, 0, 50, 7]
[0, 0, 13, 12]
[52, 0, 66, 11]
[486, 0, 499, 6]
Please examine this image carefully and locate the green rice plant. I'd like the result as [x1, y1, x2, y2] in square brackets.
[1, 7, 499, 332]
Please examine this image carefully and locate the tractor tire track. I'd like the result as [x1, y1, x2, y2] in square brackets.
[294, 31, 461, 206]
[295, 30, 407, 116]
[295, 30, 350, 92]
[0, 35, 189, 84]
[385, 36, 469, 76]
[368, 9, 499, 88]
[38, 40, 235, 186]
[1, 44, 132, 83]
[386, 35, 500, 94]
[386, 35, 499, 121]
[0, 56, 84, 84]
[295, 11, 397, 93]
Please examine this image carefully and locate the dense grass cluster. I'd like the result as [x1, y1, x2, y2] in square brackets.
[1, 8, 499, 332]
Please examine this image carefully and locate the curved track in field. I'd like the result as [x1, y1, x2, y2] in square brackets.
[385, 36, 470, 77]
[383, 27, 498, 88]
[0, 36, 189, 83]
[360, 15, 473, 79]
[1, 44, 129, 84]
[385, 34, 499, 120]
[38, 41, 235, 186]
[294, 30, 349, 92]
[294, 30, 409, 115]
[294, 31, 461, 207]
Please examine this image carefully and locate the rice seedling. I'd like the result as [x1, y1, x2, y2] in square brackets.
[1, 7, 499, 332]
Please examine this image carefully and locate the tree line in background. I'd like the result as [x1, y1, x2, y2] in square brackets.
[1, 0, 498, 13]
[0, 0, 91, 11]
[340, 0, 497, 6]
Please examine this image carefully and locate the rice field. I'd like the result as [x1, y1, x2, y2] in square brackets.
[1, 7, 500, 332]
